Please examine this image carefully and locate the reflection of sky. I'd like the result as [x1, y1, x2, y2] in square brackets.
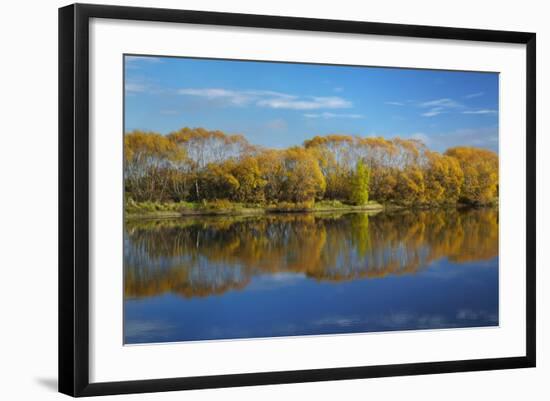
[124, 319, 176, 342]
[246, 273, 306, 291]
[124, 256, 498, 344]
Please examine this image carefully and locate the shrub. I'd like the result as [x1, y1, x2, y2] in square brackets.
[203, 199, 234, 211]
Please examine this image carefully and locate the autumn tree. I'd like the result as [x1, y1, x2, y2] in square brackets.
[124, 130, 186, 201]
[203, 157, 266, 203]
[123, 128, 498, 208]
[280, 147, 326, 203]
[167, 127, 251, 168]
[167, 127, 252, 201]
[256, 149, 285, 202]
[424, 151, 464, 204]
[394, 166, 425, 205]
[231, 156, 267, 203]
[304, 135, 433, 205]
[304, 135, 356, 200]
[445, 147, 498, 205]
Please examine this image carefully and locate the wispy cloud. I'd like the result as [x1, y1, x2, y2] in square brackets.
[259, 96, 351, 110]
[177, 88, 352, 110]
[124, 76, 167, 95]
[125, 56, 164, 71]
[384, 101, 405, 106]
[304, 112, 364, 119]
[464, 92, 484, 99]
[419, 98, 462, 117]
[125, 82, 148, 93]
[419, 98, 462, 108]
[462, 109, 498, 115]
[178, 88, 256, 105]
[421, 107, 445, 117]
[125, 56, 163, 63]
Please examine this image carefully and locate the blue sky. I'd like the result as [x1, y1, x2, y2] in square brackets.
[124, 55, 499, 152]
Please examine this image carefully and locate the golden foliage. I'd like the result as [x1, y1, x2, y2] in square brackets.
[124, 129, 498, 206]
[445, 147, 498, 205]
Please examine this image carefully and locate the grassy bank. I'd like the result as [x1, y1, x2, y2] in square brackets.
[125, 198, 497, 219]
[125, 199, 385, 219]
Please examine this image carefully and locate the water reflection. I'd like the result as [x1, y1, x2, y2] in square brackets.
[124, 208, 498, 298]
[124, 208, 498, 343]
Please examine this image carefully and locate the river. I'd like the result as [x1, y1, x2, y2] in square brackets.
[124, 208, 499, 344]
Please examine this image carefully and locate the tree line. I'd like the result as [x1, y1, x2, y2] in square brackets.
[124, 127, 498, 207]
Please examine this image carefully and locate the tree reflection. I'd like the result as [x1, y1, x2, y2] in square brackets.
[124, 208, 498, 299]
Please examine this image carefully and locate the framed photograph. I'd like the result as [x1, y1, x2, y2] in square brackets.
[59, 3, 536, 397]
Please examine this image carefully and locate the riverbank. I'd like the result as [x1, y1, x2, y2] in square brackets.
[125, 199, 385, 219]
[125, 199, 498, 220]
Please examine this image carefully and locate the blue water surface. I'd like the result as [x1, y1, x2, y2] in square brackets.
[124, 209, 498, 344]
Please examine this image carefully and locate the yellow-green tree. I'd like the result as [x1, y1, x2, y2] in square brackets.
[349, 160, 370, 205]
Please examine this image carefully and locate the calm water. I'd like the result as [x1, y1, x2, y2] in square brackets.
[124, 208, 499, 344]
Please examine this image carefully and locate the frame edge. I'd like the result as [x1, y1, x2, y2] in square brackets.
[59, 3, 93, 397]
[58, 3, 77, 397]
[525, 33, 536, 368]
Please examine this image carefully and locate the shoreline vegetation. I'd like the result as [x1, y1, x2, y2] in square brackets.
[124, 128, 498, 219]
[125, 199, 386, 219]
[125, 198, 498, 220]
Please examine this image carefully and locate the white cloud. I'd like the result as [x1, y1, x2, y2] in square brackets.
[384, 101, 405, 106]
[304, 112, 364, 119]
[246, 90, 294, 98]
[464, 92, 484, 99]
[259, 96, 351, 110]
[178, 88, 253, 105]
[125, 82, 148, 93]
[421, 107, 445, 117]
[462, 109, 498, 115]
[177, 88, 352, 110]
[419, 98, 462, 117]
[419, 98, 462, 108]
[125, 56, 163, 63]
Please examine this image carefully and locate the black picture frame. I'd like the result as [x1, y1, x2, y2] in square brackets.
[59, 3, 536, 397]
